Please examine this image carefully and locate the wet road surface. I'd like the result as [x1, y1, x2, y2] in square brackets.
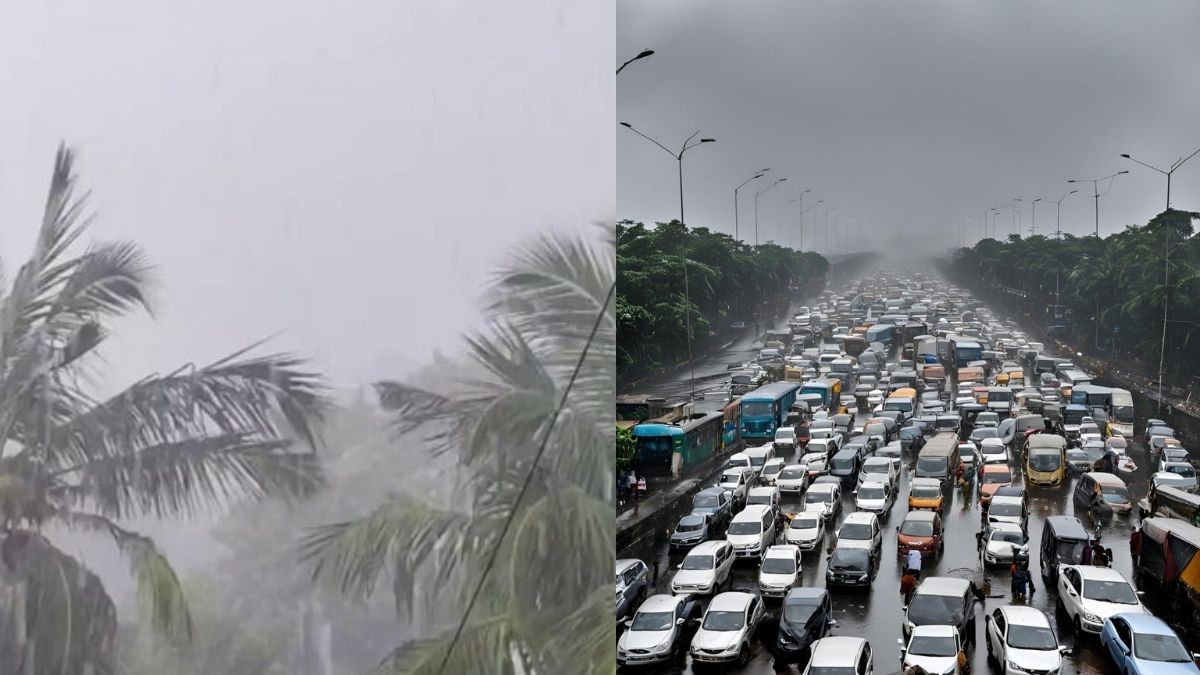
[621, 410, 1186, 675]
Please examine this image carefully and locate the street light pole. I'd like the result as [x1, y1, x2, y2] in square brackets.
[1052, 189, 1078, 321]
[824, 207, 837, 256]
[789, 189, 813, 250]
[616, 49, 654, 74]
[619, 122, 715, 402]
[755, 178, 788, 247]
[1121, 146, 1200, 210]
[1067, 171, 1128, 237]
[734, 169, 770, 243]
[1029, 198, 1043, 236]
[799, 200, 823, 252]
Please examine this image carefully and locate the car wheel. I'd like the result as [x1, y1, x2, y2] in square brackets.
[737, 645, 750, 667]
[985, 632, 996, 664]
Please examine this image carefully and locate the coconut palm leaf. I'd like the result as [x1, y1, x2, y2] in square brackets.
[372, 614, 518, 675]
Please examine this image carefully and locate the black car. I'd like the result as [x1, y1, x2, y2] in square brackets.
[690, 487, 732, 529]
[825, 544, 877, 590]
[775, 588, 836, 665]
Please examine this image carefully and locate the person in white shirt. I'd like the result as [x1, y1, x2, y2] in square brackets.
[906, 549, 922, 577]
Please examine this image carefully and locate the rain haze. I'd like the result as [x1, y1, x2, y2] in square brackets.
[618, 1, 1200, 252]
[0, 0, 612, 636]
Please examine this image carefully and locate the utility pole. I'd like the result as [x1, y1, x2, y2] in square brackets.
[789, 189, 812, 250]
[734, 169, 769, 242]
[755, 178, 788, 247]
[1029, 198, 1042, 235]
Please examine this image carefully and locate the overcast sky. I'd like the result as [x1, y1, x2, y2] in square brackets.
[0, 0, 611, 398]
[0, 0, 611, 596]
[619, 1, 1200, 254]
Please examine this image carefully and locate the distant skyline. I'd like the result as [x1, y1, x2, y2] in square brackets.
[619, 1, 1200, 253]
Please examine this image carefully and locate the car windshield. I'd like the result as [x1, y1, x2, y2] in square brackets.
[916, 457, 946, 474]
[1134, 632, 1194, 662]
[762, 556, 797, 574]
[974, 428, 999, 440]
[808, 668, 856, 675]
[909, 634, 958, 657]
[693, 493, 721, 509]
[990, 503, 1021, 518]
[828, 547, 869, 571]
[863, 464, 888, 476]
[782, 599, 820, 624]
[1056, 540, 1086, 563]
[747, 495, 772, 507]
[680, 553, 714, 571]
[907, 594, 963, 626]
[859, 486, 886, 500]
[1101, 485, 1130, 503]
[791, 516, 819, 530]
[1083, 579, 1138, 604]
[912, 485, 941, 498]
[750, 455, 766, 467]
[1007, 624, 1057, 650]
[958, 447, 976, 458]
[1029, 451, 1061, 471]
[831, 457, 855, 471]
[744, 402, 772, 417]
[763, 463, 783, 475]
[992, 530, 1026, 544]
[780, 469, 805, 480]
[701, 610, 745, 632]
[720, 472, 742, 485]
[839, 523, 872, 540]
[630, 610, 674, 632]
[777, 429, 795, 439]
[900, 520, 934, 536]
[982, 471, 1012, 485]
[806, 490, 832, 504]
[676, 520, 703, 533]
[1167, 465, 1196, 477]
[728, 521, 762, 536]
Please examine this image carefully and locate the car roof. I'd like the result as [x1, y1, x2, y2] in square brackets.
[688, 540, 729, 555]
[911, 477, 942, 487]
[990, 495, 1024, 505]
[678, 514, 705, 524]
[982, 464, 1011, 473]
[999, 605, 1050, 626]
[733, 505, 772, 521]
[1072, 565, 1129, 582]
[708, 591, 755, 612]
[766, 544, 800, 557]
[638, 594, 684, 614]
[616, 559, 642, 573]
[843, 511, 878, 525]
[696, 486, 726, 497]
[989, 521, 1023, 534]
[1085, 472, 1126, 486]
[810, 636, 867, 665]
[784, 587, 828, 601]
[904, 510, 937, 522]
[863, 457, 892, 467]
[1114, 612, 1176, 633]
[915, 576, 970, 596]
[912, 624, 957, 638]
[810, 483, 838, 494]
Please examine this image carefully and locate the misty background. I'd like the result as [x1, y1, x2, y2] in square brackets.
[618, 1, 1200, 251]
[0, 0, 611, 645]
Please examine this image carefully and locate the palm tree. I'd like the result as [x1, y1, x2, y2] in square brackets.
[302, 226, 614, 674]
[0, 145, 328, 674]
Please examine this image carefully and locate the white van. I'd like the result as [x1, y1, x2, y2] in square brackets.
[726, 505, 776, 559]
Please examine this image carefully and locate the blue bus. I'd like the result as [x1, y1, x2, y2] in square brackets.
[632, 411, 727, 476]
[951, 339, 983, 369]
[740, 382, 801, 441]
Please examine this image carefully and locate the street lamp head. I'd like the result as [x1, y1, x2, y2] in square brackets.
[620, 122, 632, 128]
[700, 138, 715, 143]
[1120, 154, 1131, 158]
[1033, 198, 1043, 203]
[1069, 189, 1078, 194]
[802, 188, 812, 194]
[753, 173, 764, 179]
[635, 49, 655, 59]
[1117, 170, 1129, 175]
[1067, 179, 1077, 183]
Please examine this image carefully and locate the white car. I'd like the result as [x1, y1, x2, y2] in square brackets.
[1056, 565, 1148, 634]
[899, 624, 963, 675]
[689, 591, 766, 667]
[984, 605, 1068, 675]
[867, 389, 885, 407]
[671, 540, 734, 596]
[1157, 461, 1198, 492]
[746, 486, 781, 519]
[759, 545, 802, 598]
[759, 457, 787, 486]
[854, 481, 895, 516]
[835, 511, 882, 556]
[985, 495, 1027, 529]
[803, 636, 874, 675]
[982, 522, 1029, 567]
[803, 483, 842, 522]
[857, 456, 899, 491]
[718, 468, 754, 508]
[724, 452, 752, 472]
[775, 464, 810, 493]
[957, 443, 982, 468]
[616, 594, 696, 667]
[726, 505, 776, 559]
[785, 511, 825, 551]
[980, 438, 1009, 464]
[805, 456, 830, 478]
[774, 427, 797, 452]
[744, 444, 777, 476]
[840, 395, 859, 416]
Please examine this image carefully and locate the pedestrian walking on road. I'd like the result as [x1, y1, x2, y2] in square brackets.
[906, 549, 922, 578]
[1010, 562, 1034, 601]
[1130, 529, 1142, 564]
[617, 473, 629, 505]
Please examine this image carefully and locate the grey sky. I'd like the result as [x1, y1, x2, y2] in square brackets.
[0, 0, 612, 398]
[0, 0, 612, 599]
[619, 1, 1200, 252]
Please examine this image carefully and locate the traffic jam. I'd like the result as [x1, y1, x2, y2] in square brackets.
[617, 271, 1200, 674]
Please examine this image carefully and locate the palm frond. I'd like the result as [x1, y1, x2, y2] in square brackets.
[373, 614, 517, 675]
[57, 433, 324, 519]
[535, 584, 614, 674]
[57, 512, 193, 643]
[300, 496, 477, 605]
[50, 350, 328, 469]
